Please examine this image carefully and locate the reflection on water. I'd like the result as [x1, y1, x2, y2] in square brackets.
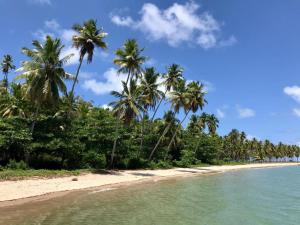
[1, 166, 300, 225]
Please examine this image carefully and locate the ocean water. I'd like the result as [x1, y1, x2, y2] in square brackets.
[1, 166, 300, 225]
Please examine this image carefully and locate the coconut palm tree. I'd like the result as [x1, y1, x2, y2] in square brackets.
[206, 114, 219, 135]
[151, 64, 183, 121]
[139, 67, 164, 152]
[16, 36, 73, 132]
[114, 39, 146, 85]
[148, 110, 178, 160]
[167, 81, 206, 152]
[1, 54, 15, 92]
[109, 80, 144, 168]
[69, 19, 107, 99]
[1, 83, 26, 118]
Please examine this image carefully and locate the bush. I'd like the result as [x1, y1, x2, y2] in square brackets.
[126, 158, 148, 169]
[174, 150, 196, 167]
[83, 151, 106, 169]
[7, 160, 28, 170]
[148, 160, 172, 169]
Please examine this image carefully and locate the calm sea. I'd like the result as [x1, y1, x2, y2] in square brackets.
[1, 166, 300, 225]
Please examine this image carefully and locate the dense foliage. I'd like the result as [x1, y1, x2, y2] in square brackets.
[1, 19, 299, 170]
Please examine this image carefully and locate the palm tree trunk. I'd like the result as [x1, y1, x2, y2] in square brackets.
[138, 112, 145, 157]
[125, 70, 131, 86]
[151, 90, 167, 121]
[148, 123, 171, 161]
[110, 121, 120, 169]
[165, 109, 191, 160]
[31, 106, 39, 134]
[4, 74, 8, 92]
[69, 57, 83, 100]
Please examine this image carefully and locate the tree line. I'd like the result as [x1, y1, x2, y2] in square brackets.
[0, 19, 299, 170]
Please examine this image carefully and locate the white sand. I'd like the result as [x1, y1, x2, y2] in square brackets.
[0, 163, 298, 203]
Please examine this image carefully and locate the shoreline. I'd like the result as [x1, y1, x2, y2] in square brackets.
[0, 162, 299, 206]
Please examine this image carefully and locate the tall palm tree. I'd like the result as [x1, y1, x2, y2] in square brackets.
[69, 19, 107, 99]
[167, 81, 206, 152]
[109, 80, 144, 168]
[139, 67, 164, 152]
[206, 114, 219, 135]
[148, 110, 178, 160]
[1, 54, 15, 92]
[114, 39, 146, 85]
[16, 36, 73, 132]
[151, 64, 183, 121]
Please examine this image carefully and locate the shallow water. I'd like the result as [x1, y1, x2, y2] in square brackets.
[1, 166, 300, 225]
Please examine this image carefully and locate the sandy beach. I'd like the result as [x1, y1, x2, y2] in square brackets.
[0, 163, 298, 204]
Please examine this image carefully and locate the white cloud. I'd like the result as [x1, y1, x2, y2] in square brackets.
[293, 108, 300, 117]
[82, 68, 127, 95]
[219, 35, 237, 47]
[28, 0, 51, 5]
[45, 19, 60, 31]
[60, 46, 80, 66]
[216, 108, 225, 119]
[284, 86, 300, 103]
[101, 104, 112, 110]
[111, 1, 235, 48]
[236, 105, 255, 118]
[80, 72, 97, 79]
[110, 15, 134, 26]
[201, 80, 215, 93]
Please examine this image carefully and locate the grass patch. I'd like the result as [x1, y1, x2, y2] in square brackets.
[0, 169, 90, 181]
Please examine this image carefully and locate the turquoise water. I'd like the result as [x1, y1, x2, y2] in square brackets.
[1, 166, 300, 225]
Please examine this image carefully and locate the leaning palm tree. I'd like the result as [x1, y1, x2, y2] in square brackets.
[1, 54, 16, 92]
[148, 79, 186, 160]
[69, 19, 107, 99]
[113, 39, 146, 85]
[139, 67, 164, 152]
[109, 80, 144, 168]
[151, 64, 183, 121]
[16, 36, 74, 132]
[148, 110, 178, 160]
[167, 81, 206, 153]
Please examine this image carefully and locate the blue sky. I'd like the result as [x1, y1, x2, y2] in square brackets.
[1, 0, 300, 144]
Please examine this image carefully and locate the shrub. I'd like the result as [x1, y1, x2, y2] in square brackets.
[7, 159, 28, 170]
[83, 151, 106, 169]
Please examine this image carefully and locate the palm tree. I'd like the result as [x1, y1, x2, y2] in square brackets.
[16, 36, 73, 132]
[69, 19, 107, 99]
[167, 81, 206, 152]
[113, 39, 146, 85]
[139, 67, 164, 152]
[206, 114, 219, 135]
[151, 64, 183, 121]
[148, 110, 178, 160]
[1, 54, 16, 92]
[1, 83, 26, 118]
[109, 80, 144, 168]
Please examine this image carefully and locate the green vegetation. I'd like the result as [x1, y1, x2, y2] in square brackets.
[0, 19, 299, 174]
[0, 169, 84, 181]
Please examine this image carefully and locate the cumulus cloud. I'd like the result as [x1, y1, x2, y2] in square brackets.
[216, 108, 225, 119]
[111, 15, 134, 26]
[236, 105, 255, 118]
[293, 108, 300, 117]
[82, 68, 127, 95]
[111, 1, 235, 48]
[28, 0, 51, 5]
[284, 86, 300, 103]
